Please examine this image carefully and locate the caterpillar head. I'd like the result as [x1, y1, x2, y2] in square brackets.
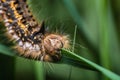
[43, 34, 70, 62]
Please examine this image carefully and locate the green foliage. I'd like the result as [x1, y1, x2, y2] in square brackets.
[62, 49, 120, 80]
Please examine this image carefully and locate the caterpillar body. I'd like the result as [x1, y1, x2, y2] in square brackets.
[0, 0, 70, 62]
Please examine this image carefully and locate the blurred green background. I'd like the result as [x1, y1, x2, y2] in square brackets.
[0, 0, 120, 80]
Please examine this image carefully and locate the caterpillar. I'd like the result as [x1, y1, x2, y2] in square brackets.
[0, 0, 70, 62]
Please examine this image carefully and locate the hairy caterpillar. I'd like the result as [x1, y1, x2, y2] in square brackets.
[0, 0, 70, 62]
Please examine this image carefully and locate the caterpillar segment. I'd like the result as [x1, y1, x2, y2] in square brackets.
[0, 0, 70, 62]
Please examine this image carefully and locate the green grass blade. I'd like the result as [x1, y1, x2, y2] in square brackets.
[68, 25, 77, 80]
[96, 1, 111, 80]
[72, 25, 77, 52]
[34, 62, 45, 80]
[62, 48, 120, 80]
